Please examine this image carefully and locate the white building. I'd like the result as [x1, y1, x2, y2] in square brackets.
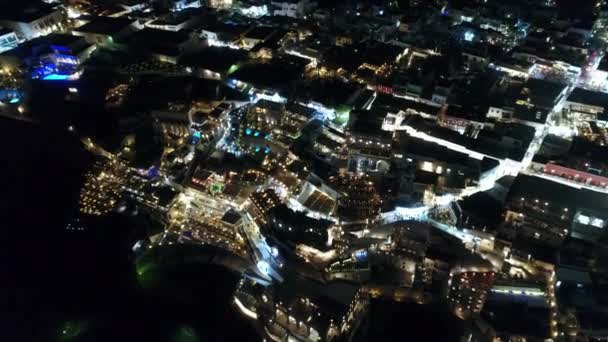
[172, 0, 201, 11]
[239, 4, 268, 18]
[0, 3, 67, 42]
[207, 0, 233, 9]
[119, 1, 147, 13]
[486, 106, 513, 121]
[271, 0, 317, 19]
[0, 28, 18, 53]
[490, 59, 535, 79]
[145, 12, 200, 32]
[562, 87, 608, 122]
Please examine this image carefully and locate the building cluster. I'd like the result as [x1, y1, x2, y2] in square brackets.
[78, 160, 126, 216]
[10, 0, 608, 341]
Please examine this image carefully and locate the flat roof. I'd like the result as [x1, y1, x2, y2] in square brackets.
[147, 8, 202, 26]
[362, 41, 405, 66]
[399, 132, 471, 166]
[74, 16, 136, 36]
[482, 297, 551, 338]
[494, 56, 534, 72]
[567, 87, 608, 109]
[507, 174, 608, 212]
[244, 26, 276, 40]
[349, 109, 390, 138]
[285, 101, 316, 118]
[569, 136, 608, 162]
[556, 266, 592, 284]
[180, 46, 248, 72]
[201, 21, 248, 38]
[404, 115, 532, 161]
[221, 209, 242, 225]
[315, 133, 342, 150]
[513, 103, 550, 124]
[372, 93, 441, 115]
[1, 33, 87, 59]
[148, 16, 189, 27]
[132, 27, 192, 44]
[557, 32, 588, 49]
[322, 44, 364, 72]
[523, 78, 567, 108]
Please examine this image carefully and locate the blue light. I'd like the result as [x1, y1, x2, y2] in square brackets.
[54, 54, 78, 65]
[354, 249, 368, 262]
[264, 147, 270, 154]
[245, 128, 252, 135]
[265, 133, 270, 140]
[255, 146, 261, 152]
[254, 131, 260, 137]
[147, 166, 160, 178]
[464, 31, 475, 42]
[50, 45, 70, 54]
[257, 260, 270, 276]
[9, 97, 19, 104]
[42, 74, 70, 81]
[193, 131, 201, 139]
[32, 64, 56, 79]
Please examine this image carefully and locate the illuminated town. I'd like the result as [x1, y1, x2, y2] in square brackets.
[3, 0, 608, 341]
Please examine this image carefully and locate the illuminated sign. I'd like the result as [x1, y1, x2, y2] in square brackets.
[376, 84, 393, 94]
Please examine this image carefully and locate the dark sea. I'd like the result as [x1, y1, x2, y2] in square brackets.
[0, 117, 259, 342]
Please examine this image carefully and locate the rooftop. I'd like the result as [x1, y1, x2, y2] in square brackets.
[522, 78, 568, 109]
[201, 21, 248, 40]
[362, 41, 405, 66]
[513, 103, 551, 124]
[243, 26, 276, 40]
[567, 87, 608, 110]
[74, 16, 137, 36]
[1, 33, 88, 59]
[372, 93, 441, 116]
[285, 101, 316, 119]
[507, 174, 608, 213]
[397, 132, 472, 167]
[349, 109, 390, 138]
[482, 296, 551, 338]
[130, 27, 192, 45]
[221, 209, 242, 225]
[147, 8, 203, 26]
[180, 46, 248, 73]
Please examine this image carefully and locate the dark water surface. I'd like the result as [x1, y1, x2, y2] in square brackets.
[0, 118, 258, 342]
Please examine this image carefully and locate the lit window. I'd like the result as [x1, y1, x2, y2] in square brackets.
[421, 161, 434, 172]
